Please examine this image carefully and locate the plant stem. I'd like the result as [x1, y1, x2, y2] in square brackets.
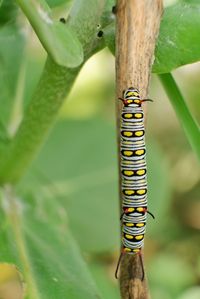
[0, 58, 80, 183]
[159, 73, 200, 161]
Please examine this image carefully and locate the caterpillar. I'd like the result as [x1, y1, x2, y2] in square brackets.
[115, 87, 154, 279]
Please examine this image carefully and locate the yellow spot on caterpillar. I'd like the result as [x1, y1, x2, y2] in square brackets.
[135, 113, 142, 118]
[136, 223, 145, 227]
[125, 234, 133, 239]
[127, 91, 139, 97]
[137, 189, 146, 195]
[124, 113, 133, 118]
[133, 248, 140, 253]
[127, 92, 134, 96]
[137, 169, 145, 175]
[134, 99, 140, 104]
[123, 131, 133, 137]
[135, 235, 143, 240]
[125, 190, 135, 195]
[123, 151, 133, 156]
[126, 223, 134, 227]
[137, 207, 144, 212]
[124, 170, 134, 176]
[127, 208, 135, 212]
[135, 131, 143, 137]
[135, 149, 144, 156]
[124, 248, 131, 252]
[127, 99, 133, 104]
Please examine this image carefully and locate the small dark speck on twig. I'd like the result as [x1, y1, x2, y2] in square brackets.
[59, 18, 66, 24]
[97, 30, 104, 38]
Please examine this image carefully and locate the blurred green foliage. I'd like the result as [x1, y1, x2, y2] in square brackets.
[0, 1, 199, 299]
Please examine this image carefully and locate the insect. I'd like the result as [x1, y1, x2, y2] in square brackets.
[115, 87, 154, 279]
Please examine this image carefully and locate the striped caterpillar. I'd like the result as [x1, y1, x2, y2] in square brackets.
[115, 87, 154, 279]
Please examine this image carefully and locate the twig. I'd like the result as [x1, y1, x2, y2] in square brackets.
[115, 1, 163, 299]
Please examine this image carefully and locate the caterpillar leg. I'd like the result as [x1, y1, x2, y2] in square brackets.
[115, 251, 124, 279]
[119, 96, 153, 106]
[120, 209, 155, 220]
[138, 251, 145, 281]
[147, 210, 155, 219]
[120, 212, 124, 220]
[115, 250, 145, 280]
[140, 98, 154, 103]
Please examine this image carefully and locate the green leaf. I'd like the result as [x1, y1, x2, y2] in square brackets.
[0, 187, 102, 299]
[16, 0, 83, 68]
[159, 73, 200, 161]
[0, 0, 18, 27]
[19, 119, 120, 253]
[104, 2, 200, 73]
[46, 0, 71, 7]
[153, 2, 200, 73]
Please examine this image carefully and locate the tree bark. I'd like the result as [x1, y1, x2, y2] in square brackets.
[115, 1, 163, 299]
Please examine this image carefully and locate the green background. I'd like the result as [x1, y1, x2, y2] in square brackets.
[0, 0, 200, 299]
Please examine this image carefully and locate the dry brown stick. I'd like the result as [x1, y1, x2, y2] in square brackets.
[115, 1, 163, 299]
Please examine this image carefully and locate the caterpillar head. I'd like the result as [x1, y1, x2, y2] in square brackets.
[123, 87, 141, 107]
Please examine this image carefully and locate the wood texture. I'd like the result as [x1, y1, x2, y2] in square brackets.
[115, 1, 163, 299]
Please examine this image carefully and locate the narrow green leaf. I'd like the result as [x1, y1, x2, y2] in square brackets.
[0, 25, 25, 128]
[16, 0, 83, 68]
[0, 187, 102, 299]
[159, 73, 200, 161]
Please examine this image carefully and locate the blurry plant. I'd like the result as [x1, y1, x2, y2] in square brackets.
[0, 1, 199, 299]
